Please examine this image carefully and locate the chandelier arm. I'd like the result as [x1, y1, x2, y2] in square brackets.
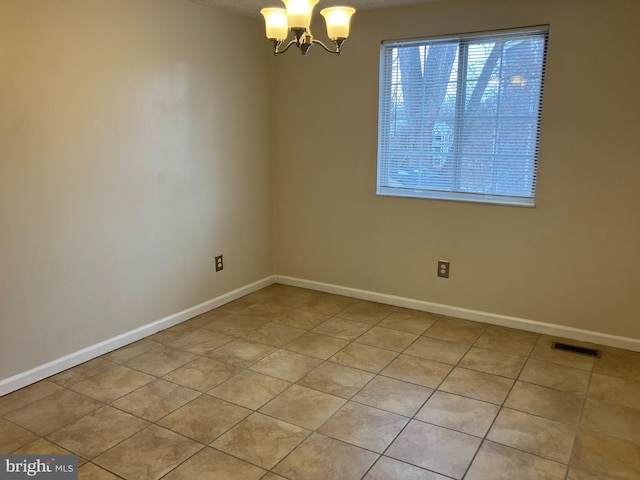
[311, 39, 341, 55]
[273, 40, 296, 55]
[274, 39, 298, 55]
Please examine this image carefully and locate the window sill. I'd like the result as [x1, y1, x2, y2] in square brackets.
[376, 186, 536, 207]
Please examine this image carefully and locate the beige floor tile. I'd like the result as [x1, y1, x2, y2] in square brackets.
[588, 373, 640, 411]
[6, 389, 102, 436]
[335, 300, 396, 325]
[206, 297, 254, 315]
[260, 292, 309, 310]
[181, 315, 223, 331]
[487, 408, 576, 463]
[103, 340, 159, 363]
[244, 322, 307, 347]
[364, 456, 450, 480]
[212, 413, 309, 469]
[162, 357, 241, 392]
[505, 381, 584, 425]
[465, 441, 567, 480]
[146, 323, 193, 344]
[404, 336, 469, 365]
[259, 384, 345, 430]
[571, 430, 640, 480]
[519, 359, 590, 394]
[189, 312, 240, 335]
[182, 308, 233, 329]
[393, 307, 441, 319]
[158, 395, 251, 443]
[203, 313, 269, 336]
[473, 326, 538, 356]
[242, 301, 296, 319]
[93, 425, 202, 480]
[352, 376, 433, 417]
[356, 326, 418, 352]
[298, 292, 356, 316]
[381, 355, 452, 388]
[387, 420, 481, 479]
[331, 342, 398, 375]
[273, 433, 378, 480]
[318, 402, 408, 453]
[69, 365, 154, 402]
[47, 406, 148, 459]
[243, 293, 302, 311]
[265, 292, 315, 311]
[438, 367, 514, 404]
[297, 362, 374, 399]
[284, 332, 349, 359]
[206, 338, 276, 368]
[78, 463, 122, 480]
[378, 312, 436, 335]
[0, 380, 63, 416]
[122, 347, 197, 377]
[567, 467, 617, 480]
[581, 398, 640, 445]
[423, 316, 486, 345]
[166, 328, 235, 356]
[277, 286, 329, 305]
[530, 339, 595, 371]
[271, 309, 331, 330]
[49, 358, 116, 387]
[416, 391, 499, 437]
[209, 370, 290, 410]
[487, 325, 540, 339]
[10, 437, 73, 456]
[458, 347, 526, 378]
[110, 379, 200, 421]
[243, 284, 291, 302]
[253, 287, 315, 307]
[249, 349, 322, 382]
[594, 348, 640, 382]
[162, 447, 266, 480]
[0, 418, 38, 453]
[262, 474, 288, 480]
[312, 317, 372, 340]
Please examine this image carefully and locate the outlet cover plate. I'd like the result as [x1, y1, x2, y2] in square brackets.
[437, 260, 450, 278]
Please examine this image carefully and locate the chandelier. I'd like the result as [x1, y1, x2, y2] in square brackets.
[260, 1, 356, 56]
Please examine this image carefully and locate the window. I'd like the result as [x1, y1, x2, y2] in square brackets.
[377, 27, 548, 206]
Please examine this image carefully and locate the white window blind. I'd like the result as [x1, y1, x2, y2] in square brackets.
[377, 27, 548, 206]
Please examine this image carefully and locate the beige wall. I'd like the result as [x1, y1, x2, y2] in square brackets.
[2, 0, 639, 384]
[272, 0, 640, 339]
[0, 0, 272, 380]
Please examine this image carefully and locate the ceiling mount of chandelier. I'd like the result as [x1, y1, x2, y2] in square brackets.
[260, 1, 355, 56]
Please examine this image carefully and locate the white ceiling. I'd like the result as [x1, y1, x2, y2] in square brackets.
[189, 0, 435, 17]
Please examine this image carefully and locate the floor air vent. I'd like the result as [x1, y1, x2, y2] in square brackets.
[552, 342, 601, 358]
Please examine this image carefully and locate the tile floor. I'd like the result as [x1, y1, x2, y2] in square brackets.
[1, 284, 640, 480]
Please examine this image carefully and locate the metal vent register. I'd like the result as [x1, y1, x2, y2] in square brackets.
[552, 342, 601, 358]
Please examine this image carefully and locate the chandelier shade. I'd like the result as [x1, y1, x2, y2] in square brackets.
[282, 0, 319, 29]
[320, 7, 356, 40]
[260, 8, 289, 41]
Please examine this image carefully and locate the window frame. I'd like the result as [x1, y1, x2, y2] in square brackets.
[376, 26, 549, 207]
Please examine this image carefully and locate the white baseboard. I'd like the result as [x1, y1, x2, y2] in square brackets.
[275, 275, 640, 353]
[4, 273, 639, 397]
[0, 276, 276, 397]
